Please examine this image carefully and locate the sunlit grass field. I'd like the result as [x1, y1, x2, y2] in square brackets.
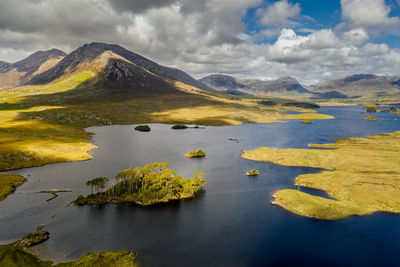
[242, 131, 400, 220]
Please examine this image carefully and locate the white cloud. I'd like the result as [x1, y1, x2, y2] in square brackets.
[342, 28, 369, 46]
[258, 0, 301, 26]
[341, 0, 400, 35]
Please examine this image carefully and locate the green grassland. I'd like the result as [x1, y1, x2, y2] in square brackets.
[0, 244, 137, 267]
[241, 131, 400, 220]
[0, 229, 137, 267]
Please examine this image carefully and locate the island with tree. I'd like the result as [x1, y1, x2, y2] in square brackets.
[74, 162, 206, 206]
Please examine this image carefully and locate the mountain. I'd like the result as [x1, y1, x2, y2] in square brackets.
[29, 42, 212, 92]
[0, 49, 66, 89]
[199, 74, 244, 91]
[0, 61, 9, 71]
[199, 74, 311, 96]
[311, 74, 400, 96]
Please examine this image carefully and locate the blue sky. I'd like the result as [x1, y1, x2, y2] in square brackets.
[244, 0, 400, 48]
[1, 0, 400, 83]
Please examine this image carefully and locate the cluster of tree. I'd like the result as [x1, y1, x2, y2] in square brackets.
[86, 177, 109, 195]
[75, 162, 206, 206]
[363, 105, 377, 113]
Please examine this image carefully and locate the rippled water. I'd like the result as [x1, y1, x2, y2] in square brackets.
[1, 105, 400, 266]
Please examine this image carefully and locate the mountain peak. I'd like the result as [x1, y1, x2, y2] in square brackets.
[29, 42, 212, 92]
[10, 48, 66, 75]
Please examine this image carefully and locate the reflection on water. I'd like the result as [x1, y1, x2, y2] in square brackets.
[1, 105, 400, 266]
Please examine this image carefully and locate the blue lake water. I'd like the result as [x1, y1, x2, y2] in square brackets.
[1, 105, 400, 266]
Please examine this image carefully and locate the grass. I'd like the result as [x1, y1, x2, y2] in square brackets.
[55, 251, 137, 267]
[0, 244, 137, 267]
[0, 244, 52, 267]
[0, 71, 332, 186]
[245, 169, 259, 176]
[365, 115, 378, 121]
[0, 174, 26, 201]
[184, 150, 206, 158]
[300, 119, 313, 124]
[241, 131, 400, 220]
[0, 229, 137, 267]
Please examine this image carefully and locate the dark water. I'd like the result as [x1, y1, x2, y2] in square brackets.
[1, 105, 400, 266]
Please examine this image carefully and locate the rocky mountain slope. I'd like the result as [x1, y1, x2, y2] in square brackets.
[29, 42, 212, 92]
[0, 49, 66, 89]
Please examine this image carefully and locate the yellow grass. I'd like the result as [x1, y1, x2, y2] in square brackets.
[0, 71, 332, 174]
[0, 174, 26, 201]
[241, 131, 400, 220]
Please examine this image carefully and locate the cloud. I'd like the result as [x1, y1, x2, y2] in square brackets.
[258, 0, 301, 26]
[342, 28, 369, 46]
[107, 0, 177, 13]
[341, 0, 400, 36]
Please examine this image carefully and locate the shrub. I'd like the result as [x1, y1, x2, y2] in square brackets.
[171, 124, 188, 129]
[135, 125, 150, 132]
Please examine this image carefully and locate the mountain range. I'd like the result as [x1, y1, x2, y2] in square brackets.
[1, 42, 400, 100]
[0, 42, 212, 96]
[199, 73, 400, 99]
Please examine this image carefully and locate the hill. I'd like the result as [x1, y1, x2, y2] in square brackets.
[310, 74, 400, 96]
[29, 42, 212, 93]
[0, 49, 66, 89]
[199, 74, 312, 96]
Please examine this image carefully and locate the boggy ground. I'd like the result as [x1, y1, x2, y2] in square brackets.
[0, 72, 332, 173]
[241, 131, 400, 220]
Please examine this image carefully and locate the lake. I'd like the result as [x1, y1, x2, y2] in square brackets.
[1, 105, 400, 266]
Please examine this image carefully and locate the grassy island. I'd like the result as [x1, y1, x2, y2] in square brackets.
[0, 174, 26, 201]
[0, 233, 137, 267]
[300, 119, 313, 124]
[184, 150, 206, 158]
[241, 131, 400, 220]
[134, 125, 151, 132]
[74, 162, 206, 206]
[245, 169, 260, 176]
[365, 115, 378, 121]
[171, 124, 188, 129]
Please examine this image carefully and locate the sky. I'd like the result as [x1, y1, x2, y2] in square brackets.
[1, 0, 400, 84]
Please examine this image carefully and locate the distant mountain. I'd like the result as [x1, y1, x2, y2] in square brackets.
[311, 74, 400, 96]
[0, 49, 66, 89]
[29, 43, 212, 92]
[199, 74, 244, 91]
[199, 74, 311, 96]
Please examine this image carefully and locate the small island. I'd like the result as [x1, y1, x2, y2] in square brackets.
[184, 150, 206, 158]
[300, 119, 312, 124]
[134, 125, 151, 132]
[171, 124, 188, 129]
[245, 169, 260, 176]
[0, 229, 137, 267]
[74, 162, 206, 206]
[365, 115, 378, 121]
[363, 105, 377, 113]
